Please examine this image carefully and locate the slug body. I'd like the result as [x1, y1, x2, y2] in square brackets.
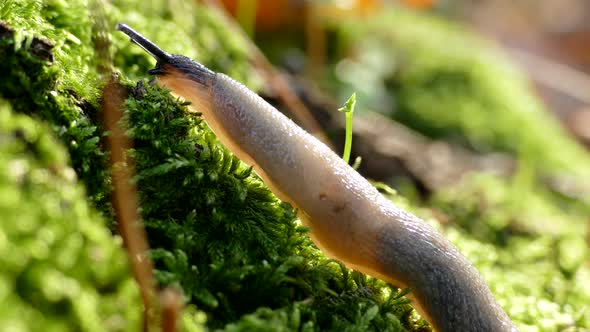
[118, 24, 517, 332]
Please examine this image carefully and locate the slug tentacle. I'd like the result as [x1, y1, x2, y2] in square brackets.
[118, 24, 518, 332]
[117, 24, 215, 87]
[117, 23, 171, 63]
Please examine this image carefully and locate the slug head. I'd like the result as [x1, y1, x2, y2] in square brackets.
[116, 23, 215, 87]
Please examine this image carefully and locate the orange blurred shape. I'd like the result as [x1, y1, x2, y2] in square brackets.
[220, 0, 382, 31]
[315, 0, 381, 18]
[401, 0, 436, 10]
[220, 0, 304, 31]
[357, 0, 381, 13]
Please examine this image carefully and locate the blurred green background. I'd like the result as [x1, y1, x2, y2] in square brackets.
[1, 0, 589, 331]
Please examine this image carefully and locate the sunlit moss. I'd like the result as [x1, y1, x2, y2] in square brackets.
[380, 181, 590, 331]
[430, 174, 590, 330]
[445, 227, 590, 331]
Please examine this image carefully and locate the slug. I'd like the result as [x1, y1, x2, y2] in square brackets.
[117, 23, 518, 332]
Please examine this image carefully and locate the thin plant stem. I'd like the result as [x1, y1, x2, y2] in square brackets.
[338, 93, 356, 163]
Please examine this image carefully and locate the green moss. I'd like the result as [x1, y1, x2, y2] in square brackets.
[0, 0, 110, 212]
[378, 182, 590, 331]
[428, 174, 590, 330]
[0, 0, 260, 215]
[0, 100, 141, 331]
[444, 227, 590, 331]
[4, 1, 588, 331]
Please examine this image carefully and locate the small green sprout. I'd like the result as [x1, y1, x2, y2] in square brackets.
[338, 93, 356, 164]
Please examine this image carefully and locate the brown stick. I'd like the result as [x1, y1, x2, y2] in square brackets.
[102, 78, 156, 331]
[160, 287, 183, 332]
[92, 5, 157, 327]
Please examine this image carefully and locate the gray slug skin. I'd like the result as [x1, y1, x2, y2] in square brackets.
[157, 70, 517, 332]
[116, 22, 516, 331]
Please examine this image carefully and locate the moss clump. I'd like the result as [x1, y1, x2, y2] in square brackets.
[444, 227, 590, 331]
[431, 174, 588, 242]
[379, 181, 590, 331]
[427, 174, 590, 330]
[0, 0, 110, 211]
[0, 100, 141, 331]
[0, 0, 260, 214]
